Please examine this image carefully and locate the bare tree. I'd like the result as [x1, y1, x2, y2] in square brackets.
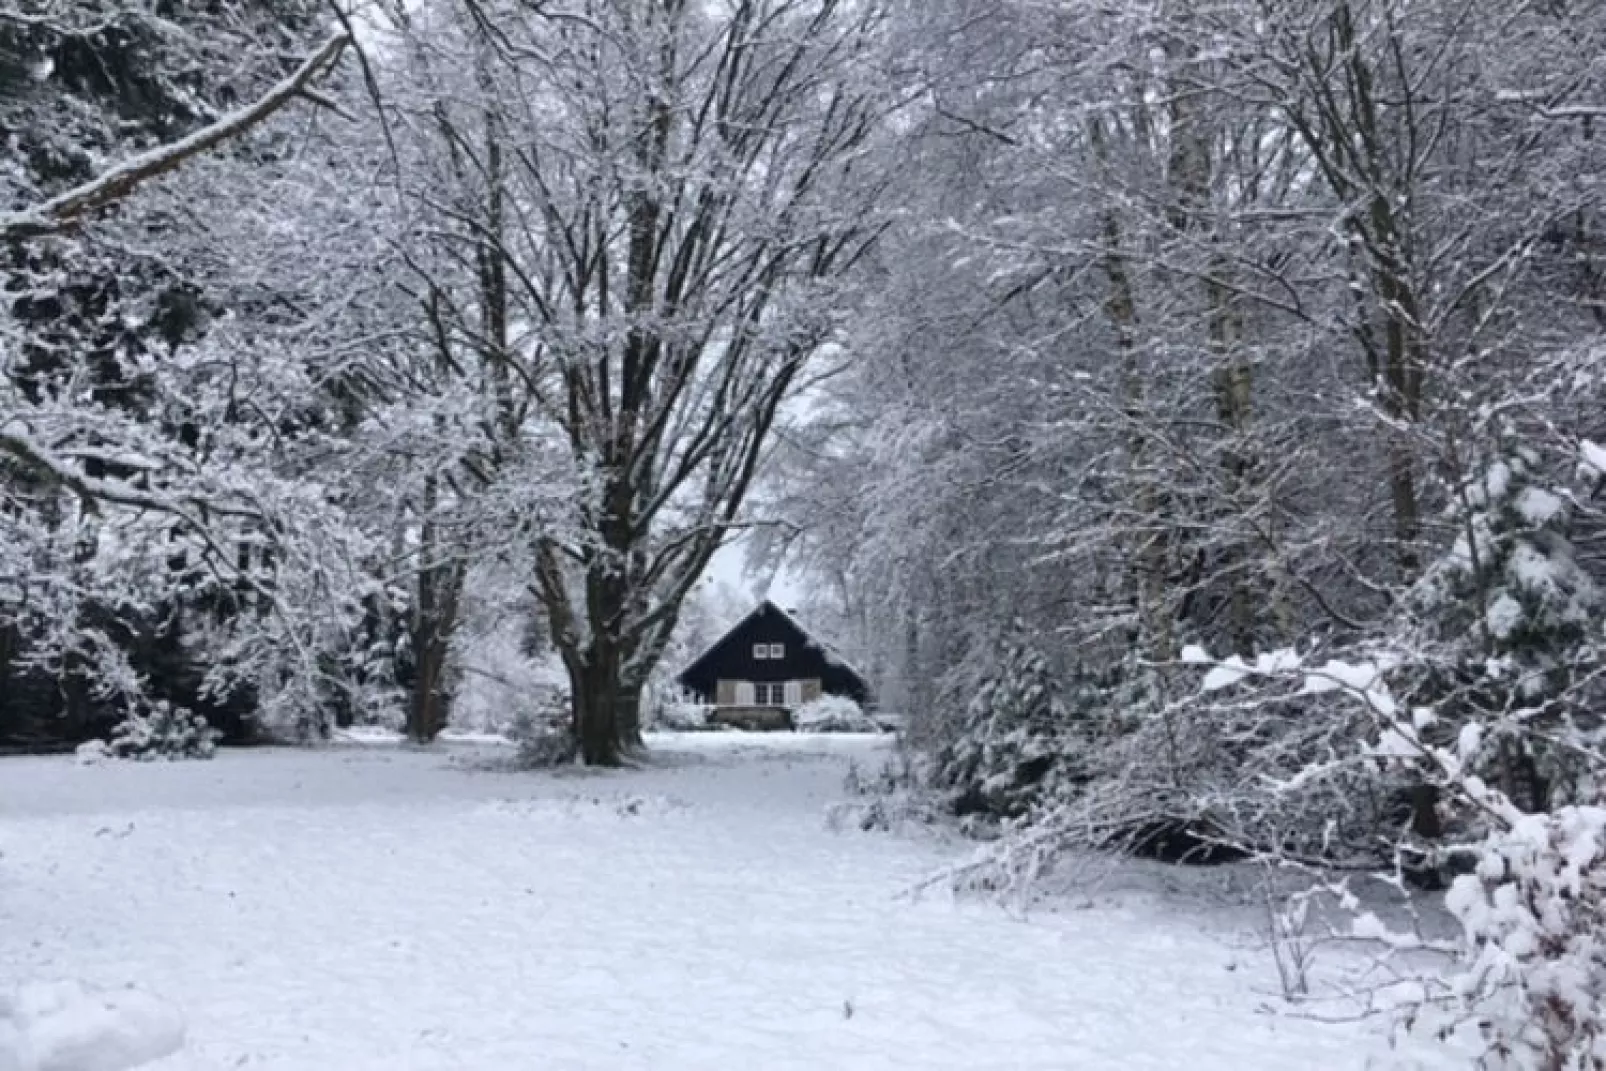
[383, 0, 896, 764]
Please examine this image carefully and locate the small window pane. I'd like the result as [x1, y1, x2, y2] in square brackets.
[769, 643, 785, 658]
[753, 643, 769, 659]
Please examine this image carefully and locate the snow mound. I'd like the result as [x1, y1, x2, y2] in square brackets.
[71, 741, 109, 766]
[651, 701, 713, 731]
[793, 695, 879, 733]
[0, 981, 183, 1071]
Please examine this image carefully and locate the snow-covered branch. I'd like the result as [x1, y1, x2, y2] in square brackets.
[0, 31, 350, 241]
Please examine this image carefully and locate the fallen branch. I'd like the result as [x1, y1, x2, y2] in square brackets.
[0, 31, 351, 241]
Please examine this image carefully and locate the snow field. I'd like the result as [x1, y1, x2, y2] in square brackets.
[2, 735, 1455, 1069]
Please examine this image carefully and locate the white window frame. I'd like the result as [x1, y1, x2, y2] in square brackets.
[768, 642, 785, 659]
[753, 642, 770, 660]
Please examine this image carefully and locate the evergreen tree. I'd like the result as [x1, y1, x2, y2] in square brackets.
[1413, 447, 1605, 812]
[934, 632, 1073, 819]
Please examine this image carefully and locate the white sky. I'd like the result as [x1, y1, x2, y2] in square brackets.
[705, 534, 805, 608]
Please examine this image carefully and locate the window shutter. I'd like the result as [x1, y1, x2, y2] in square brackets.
[784, 680, 802, 707]
[735, 681, 755, 706]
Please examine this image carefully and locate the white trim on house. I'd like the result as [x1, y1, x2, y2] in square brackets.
[735, 681, 755, 705]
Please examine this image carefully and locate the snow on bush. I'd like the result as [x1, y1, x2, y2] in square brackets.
[91, 701, 220, 761]
[451, 586, 571, 739]
[828, 751, 934, 832]
[72, 740, 110, 766]
[642, 683, 713, 731]
[1185, 647, 1606, 1070]
[793, 695, 878, 733]
[0, 980, 184, 1071]
[509, 691, 577, 768]
[932, 637, 1075, 820]
[652, 701, 712, 731]
[1436, 800, 1606, 1069]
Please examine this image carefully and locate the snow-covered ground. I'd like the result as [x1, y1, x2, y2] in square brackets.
[1, 733, 1456, 1070]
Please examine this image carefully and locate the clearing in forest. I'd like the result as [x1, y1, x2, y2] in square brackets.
[1, 734, 1450, 1070]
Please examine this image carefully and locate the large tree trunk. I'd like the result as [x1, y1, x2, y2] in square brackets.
[564, 511, 644, 765]
[406, 614, 454, 744]
[572, 657, 620, 767]
[568, 639, 643, 767]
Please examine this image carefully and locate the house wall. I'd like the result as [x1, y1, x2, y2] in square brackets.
[710, 676, 818, 709]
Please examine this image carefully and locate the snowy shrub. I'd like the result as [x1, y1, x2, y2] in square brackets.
[827, 751, 935, 833]
[793, 695, 878, 733]
[100, 701, 220, 761]
[510, 690, 577, 768]
[452, 577, 572, 739]
[652, 701, 713, 731]
[1435, 802, 1606, 1069]
[1179, 647, 1606, 1069]
[931, 636, 1075, 820]
[513, 721, 577, 768]
[73, 739, 111, 765]
[643, 683, 713, 731]
[1409, 450, 1606, 813]
[844, 751, 920, 797]
[0, 979, 186, 1071]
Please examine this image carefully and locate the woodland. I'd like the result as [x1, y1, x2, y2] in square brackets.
[4, 2, 1606, 1064]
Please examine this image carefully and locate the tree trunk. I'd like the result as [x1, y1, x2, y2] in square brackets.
[405, 473, 464, 744]
[406, 618, 453, 744]
[569, 642, 642, 766]
[1093, 187, 1174, 662]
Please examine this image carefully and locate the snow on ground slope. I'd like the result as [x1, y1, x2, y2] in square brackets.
[1, 734, 1453, 1070]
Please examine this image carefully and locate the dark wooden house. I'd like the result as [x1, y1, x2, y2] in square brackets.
[676, 601, 870, 727]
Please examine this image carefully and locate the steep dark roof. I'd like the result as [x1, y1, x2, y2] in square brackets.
[675, 599, 870, 699]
